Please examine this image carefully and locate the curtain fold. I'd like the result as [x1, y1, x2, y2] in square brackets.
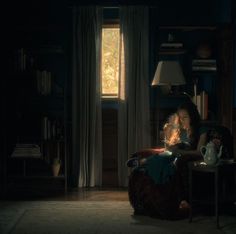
[118, 6, 151, 187]
[71, 6, 103, 187]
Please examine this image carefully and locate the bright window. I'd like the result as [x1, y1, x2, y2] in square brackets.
[101, 26, 120, 98]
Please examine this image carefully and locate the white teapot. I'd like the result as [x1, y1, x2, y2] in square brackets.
[200, 141, 223, 165]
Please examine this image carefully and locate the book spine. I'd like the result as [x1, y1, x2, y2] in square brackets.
[43, 117, 48, 140]
[200, 91, 208, 120]
[192, 66, 217, 71]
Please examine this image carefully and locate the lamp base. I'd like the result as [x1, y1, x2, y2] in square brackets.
[160, 85, 172, 95]
[160, 85, 183, 96]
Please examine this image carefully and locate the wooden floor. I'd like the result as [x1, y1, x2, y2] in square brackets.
[63, 188, 129, 201]
[5, 187, 129, 201]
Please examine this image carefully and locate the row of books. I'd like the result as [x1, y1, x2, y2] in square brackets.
[42, 117, 63, 140]
[192, 59, 217, 71]
[36, 70, 52, 95]
[14, 48, 27, 71]
[160, 42, 183, 49]
[14, 48, 34, 72]
[159, 43, 217, 71]
[11, 144, 41, 158]
[159, 42, 184, 53]
[192, 91, 208, 120]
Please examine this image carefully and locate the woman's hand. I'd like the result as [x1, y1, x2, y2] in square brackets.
[166, 144, 179, 153]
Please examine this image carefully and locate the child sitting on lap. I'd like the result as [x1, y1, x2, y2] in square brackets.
[163, 113, 181, 147]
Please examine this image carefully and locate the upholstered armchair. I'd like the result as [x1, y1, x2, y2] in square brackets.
[127, 125, 235, 220]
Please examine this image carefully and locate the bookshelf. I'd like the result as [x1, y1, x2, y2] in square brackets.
[5, 45, 68, 194]
[153, 25, 222, 145]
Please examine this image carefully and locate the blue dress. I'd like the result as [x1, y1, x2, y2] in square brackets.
[143, 126, 209, 185]
[144, 155, 176, 185]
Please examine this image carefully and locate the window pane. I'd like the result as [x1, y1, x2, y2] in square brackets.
[102, 27, 120, 97]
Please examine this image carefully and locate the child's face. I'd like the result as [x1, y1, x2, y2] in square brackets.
[178, 109, 190, 129]
[169, 114, 180, 125]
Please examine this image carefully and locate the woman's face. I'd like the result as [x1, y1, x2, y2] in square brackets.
[178, 109, 190, 130]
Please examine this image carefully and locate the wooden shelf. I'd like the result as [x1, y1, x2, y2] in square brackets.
[159, 26, 217, 31]
[159, 94, 188, 98]
[158, 49, 186, 55]
[192, 69, 217, 74]
[29, 46, 64, 55]
[15, 24, 66, 33]
[8, 175, 65, 179]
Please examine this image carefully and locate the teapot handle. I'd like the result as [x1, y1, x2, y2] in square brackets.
[200, 146, 206, 156]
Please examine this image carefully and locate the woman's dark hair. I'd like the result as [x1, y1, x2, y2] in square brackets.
[177, 101, 201, 148]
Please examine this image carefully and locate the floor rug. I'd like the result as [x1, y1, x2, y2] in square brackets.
[0, 201, 235, 234]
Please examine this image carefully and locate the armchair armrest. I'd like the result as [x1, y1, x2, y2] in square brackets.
[132, 148, 165, 158]
[127, 148, 165, 168]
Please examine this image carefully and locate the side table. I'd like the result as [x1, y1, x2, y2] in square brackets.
[188, 160, 236, 228]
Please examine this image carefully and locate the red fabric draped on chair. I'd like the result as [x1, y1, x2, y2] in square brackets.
[127, 147, 189, 220]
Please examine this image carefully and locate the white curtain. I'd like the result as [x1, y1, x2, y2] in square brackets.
[71, 6, 103, 187]
[118, 6, 151, 187]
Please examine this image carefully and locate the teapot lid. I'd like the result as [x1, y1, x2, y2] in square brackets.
[207, 141, 215, 146]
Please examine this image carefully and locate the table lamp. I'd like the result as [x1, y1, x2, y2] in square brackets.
[152, 61, 186, 94]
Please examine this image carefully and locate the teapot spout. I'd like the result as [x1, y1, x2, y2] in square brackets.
[218, 145, 223, 158]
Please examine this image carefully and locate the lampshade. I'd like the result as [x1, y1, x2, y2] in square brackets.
[152, 61, 186, 86]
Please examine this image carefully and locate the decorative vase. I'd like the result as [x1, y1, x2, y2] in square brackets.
[196, 43, 212, 59]
[52, 158, 61, 177]
[52, 163, 60, 176]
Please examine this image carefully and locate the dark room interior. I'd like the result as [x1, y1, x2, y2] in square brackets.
[1, 0, 236, 233]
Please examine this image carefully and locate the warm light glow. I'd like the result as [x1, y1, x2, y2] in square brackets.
[102, 27, 120, 98]
[163, 113, 181, 147]
[119, 33, 125, 101]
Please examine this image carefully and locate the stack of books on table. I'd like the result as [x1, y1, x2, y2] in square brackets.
[192, 59, 217, 71]
[160, 42, 184, 52]
[11, 144, 41, 158]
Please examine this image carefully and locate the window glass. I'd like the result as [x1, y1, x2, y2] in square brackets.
[102, 27, 120, 98]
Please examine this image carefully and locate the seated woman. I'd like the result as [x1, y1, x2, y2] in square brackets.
[166, 101, 208, 209]
[128, 101, 208, 218]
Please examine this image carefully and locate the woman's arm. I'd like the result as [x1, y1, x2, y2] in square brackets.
[197, 132, 208, 151]
[167, 132, 208, 158]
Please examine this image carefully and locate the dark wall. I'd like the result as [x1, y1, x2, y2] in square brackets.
[5, 0, 234, 118]
[233, 1, 236, 107]
[4, 0, 235, 137]
[4, 0, 234, 128]
[2, 0, 235, 191]
[6, 0, 233, 101]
